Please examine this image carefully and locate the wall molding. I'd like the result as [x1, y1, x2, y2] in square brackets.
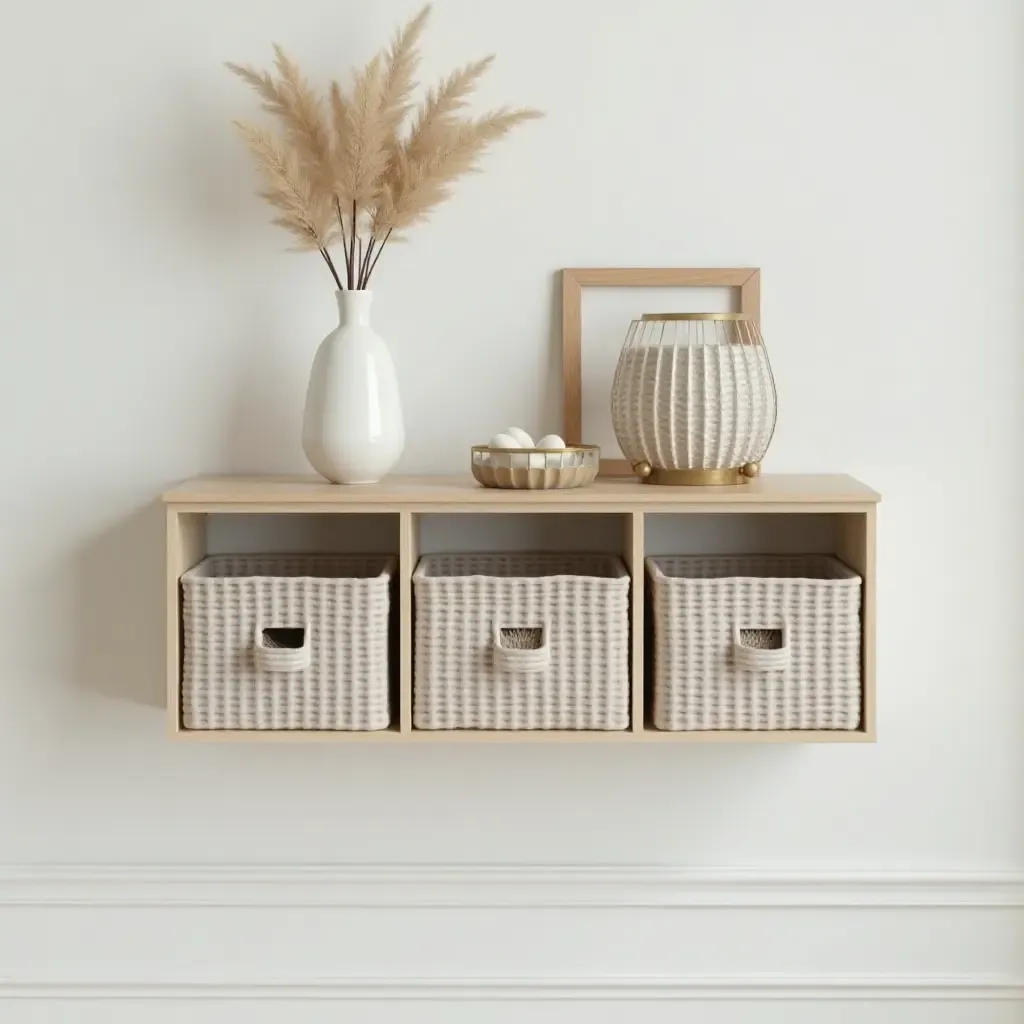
[0, 864, 1021, 908]
[1, 975, 1022, 1002]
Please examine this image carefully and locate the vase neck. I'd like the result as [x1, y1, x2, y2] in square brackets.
[338, 289, 373, 327]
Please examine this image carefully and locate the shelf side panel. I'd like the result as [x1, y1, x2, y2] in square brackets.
[166, 509, 207, 736]
[835, 509, 876, 740]
[623, 512, 645, 732]
[399, 511, 419, 733]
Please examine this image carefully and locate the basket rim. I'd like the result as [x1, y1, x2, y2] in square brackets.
[645, 553, 860, 583]
[413, 551, 629, 582]
[182, 552, 397, 583]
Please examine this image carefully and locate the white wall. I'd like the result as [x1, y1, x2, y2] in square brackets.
[1, 0, 1022, 1019]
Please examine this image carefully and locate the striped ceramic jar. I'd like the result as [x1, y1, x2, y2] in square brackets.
[611, 313, 777, 485]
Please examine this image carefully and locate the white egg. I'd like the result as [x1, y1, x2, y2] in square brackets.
[488, 432, 520, 449]
[536, 434, 566, 450]
[504, 427, 534, 448]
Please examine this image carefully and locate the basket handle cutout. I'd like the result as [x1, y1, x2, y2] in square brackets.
[254, 623, 311, 674]
[262, 627, 306, 649]
[493, 624, 550, 673]
[732, 624, 790, 671]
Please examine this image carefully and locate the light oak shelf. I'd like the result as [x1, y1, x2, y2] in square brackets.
[164, 473, 879, 743]
[171, 728, 874, 744]
[164, 473, 878, 511]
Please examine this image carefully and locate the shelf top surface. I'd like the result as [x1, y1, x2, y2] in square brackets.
[163, 473, 880, 509]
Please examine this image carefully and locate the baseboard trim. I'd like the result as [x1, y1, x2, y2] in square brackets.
[0, 864, 1021, 908]
[1, 975, 1021, 1002]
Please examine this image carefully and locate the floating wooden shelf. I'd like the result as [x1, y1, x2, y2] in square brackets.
[163, 473, 879, 743]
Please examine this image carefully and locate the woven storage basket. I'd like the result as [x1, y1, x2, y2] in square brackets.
[413, 553, 630, 730]
[647, 555, 862, 731]
[181, 554, 395, 730]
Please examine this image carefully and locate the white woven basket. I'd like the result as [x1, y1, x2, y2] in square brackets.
[647, 555, 862, 731]
[181, 554, 395, 730]
[413, 553, 630, 730]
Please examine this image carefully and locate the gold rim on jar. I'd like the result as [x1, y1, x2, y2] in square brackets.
[639, 312, 754, 321]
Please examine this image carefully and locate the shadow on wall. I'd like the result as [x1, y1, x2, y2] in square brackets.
[128, 66, 312, 472]
[216, 311, 305, 474]
[72, 500, 166, 710]
[66, 330, 310, 717]
[543, 271, 564, 433]
[66, 339, 300, 716]
[57, 74, 322, 716]
[66, 276, 308, 718]
[67, 327, 303, 715]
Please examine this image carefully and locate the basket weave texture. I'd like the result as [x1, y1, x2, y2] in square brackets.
[413, 553, 630, 730]
[647, 555, 862, 731]
[612, 339, 775, 471]
[182, 554, 394, 730]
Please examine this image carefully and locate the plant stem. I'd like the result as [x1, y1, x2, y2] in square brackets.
[335, 198, 351, 287]
[360, 238, 376, 289]
[348, 200, 357, 290]
[363, 228, 392, 286]
[358, 236, 364, 288]
[319, 248, 344, 291]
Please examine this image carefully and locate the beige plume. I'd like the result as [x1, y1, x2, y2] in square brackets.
[227, 3, 541, 289]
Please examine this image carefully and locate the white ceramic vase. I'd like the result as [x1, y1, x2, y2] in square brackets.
[302, 290, 404, 484]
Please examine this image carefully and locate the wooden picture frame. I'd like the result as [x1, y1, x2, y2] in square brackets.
[561, 268, 762, 476]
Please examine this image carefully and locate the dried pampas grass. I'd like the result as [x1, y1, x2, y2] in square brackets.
[227, 4, 541, 291]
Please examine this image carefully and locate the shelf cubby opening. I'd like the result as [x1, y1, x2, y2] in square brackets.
[415, 512, 629, 557]
[643, 512, 839, 558]
[204, 512, 400, 558]
[409, 512, 639, 734]
[169, 511, 402, 735]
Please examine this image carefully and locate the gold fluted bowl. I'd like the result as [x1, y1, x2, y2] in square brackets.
[471, 445, 600, 489]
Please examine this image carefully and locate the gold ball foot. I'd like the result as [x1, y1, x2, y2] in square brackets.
[740, 462, 761, 479]
[633, 461, 653, 479]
